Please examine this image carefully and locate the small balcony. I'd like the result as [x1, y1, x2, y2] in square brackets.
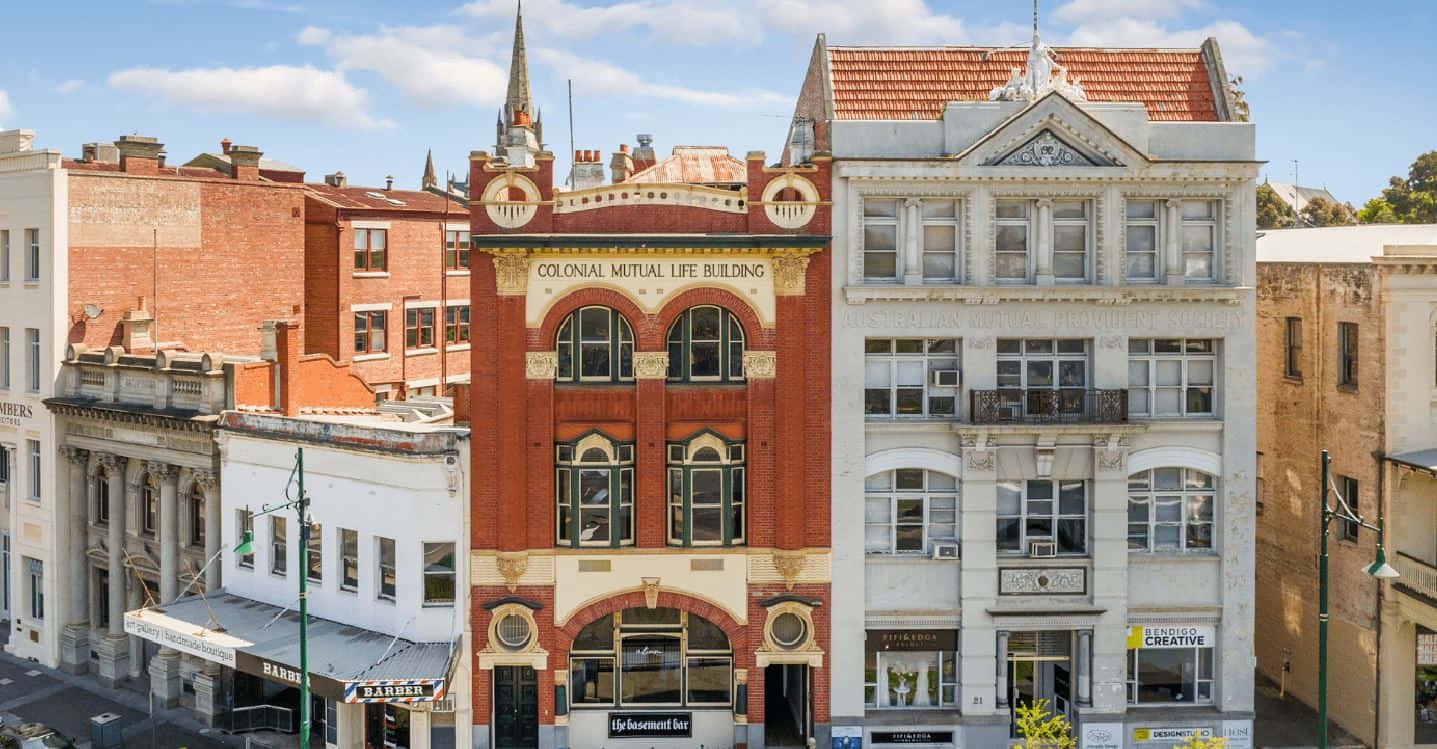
[1394, 552, 1437, 602]
[968, 389, 1129, 425]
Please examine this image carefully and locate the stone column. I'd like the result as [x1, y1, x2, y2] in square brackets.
[127, 576, 144, 680]
[1035, 198, 1054, 286]
[995, 629, 1010, 708]
[96, 454, 130, 687]
[1164, 199, 1184, 286]
[902, 197, 922, 285]
[149, 459, 184, 707]
[59, 446, 91, 673]
[407, 706, 431, 749]
[1090, 439, 1131, 714]
[194, 469, 220, 591]
[191, 660, 226, 727]
[1077, 629, 1093, 706]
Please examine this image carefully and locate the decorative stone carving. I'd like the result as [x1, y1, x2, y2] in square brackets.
[98, 453, 126, 474]
[999, 567, 1086, 595]
[988, 30, 1087, 103]
[481, 173, 541, 228]
[495, 551, 528, 593]
[1097, 449, 1125, 473]
[771, 550, 806, 591]
[491, 253, 531, 296]
[761, 174, 819, 229]
[60, 446, 89, 466]
[756, 600, 824, 668]
[632, 352, 669, 380]
[191, 469, 218, 494]
[1099, 335, 1125, 350]
[968, 336, 994, 350]
[525, 352, 558, 380]
[742, 351, 776, 379]
[145, 461, 178, 481]
[642, 577, 661, 609]
[998, 131, 1096, 167]
[965, 449, 995, 473]
[771, 254, 810, 296]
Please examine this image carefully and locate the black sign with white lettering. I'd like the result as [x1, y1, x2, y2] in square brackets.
[351, 681, 441, 701]
[234, 652, 345, 701]
[607, 713, 693, 738]
[867, 630, 958, 653]
[871, 731, 954, 745]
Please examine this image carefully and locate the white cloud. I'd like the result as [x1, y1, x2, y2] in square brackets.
[308, 25, 509, 110]
[1054, 0, 1203, 24]
[0, 90, 10, 124]
[757, 0, 966, 43]
[107, 65, 391, 129]
[460, 0, 754, 44]
[535, 48, 788, 108]
[297, 25, 330, 45]
[1064, 17, 1270, 74]
[56, 79, 84, 95]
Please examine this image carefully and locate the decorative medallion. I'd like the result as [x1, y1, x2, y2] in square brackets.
[757, 601, 824, 667]
[771, 550, 806, 591]
[632, 352, 669, 380]
[742, 351, 777, 379]
[761, 174, 819, 230]
[495, 551, 529, 593]
[772, 254, 810, 296]
[491, 254, 531, 296]
[481, 173, 540, 228]
[965, 449, 995, 473]
[997, 131, 1096, 167]
[525, 352, 558, 380]
[999, 567, 1086, 595]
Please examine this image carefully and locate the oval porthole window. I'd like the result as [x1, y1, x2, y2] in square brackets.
[771, 612, 807, 649]
[496, 613, 532, 651]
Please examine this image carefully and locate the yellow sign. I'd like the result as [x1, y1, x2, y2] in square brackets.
[1126, 625, 1214, 650]
[1133, 727, 1212, 742]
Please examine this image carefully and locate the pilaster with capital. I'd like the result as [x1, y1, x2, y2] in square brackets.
[902, 197, 923, 285]
[103, 455, 128, 635]
[1090, 436, 1131, 713]
[772, 254, 811, 296]
[192, 468, 221, 591]
[492, 253, 531, 296]
[1164, 199, 1184, 286]
[1035, 198, 1054, 285]
[147, 461, 180, 603]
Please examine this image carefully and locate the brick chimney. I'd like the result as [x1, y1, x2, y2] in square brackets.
[632, 133, 657, 173]
[324, 171, 347, 189]
[121, 296, 156, 352]
[221, 138, 232, 155]
[228, 144, 262, 181]
[609, 143, 634, 183]
[570, 149, 606, 189]
[273, 319, 301, 416]
[115, 135, 164, 175]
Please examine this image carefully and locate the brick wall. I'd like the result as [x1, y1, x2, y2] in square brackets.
[304, 198, 341, 357]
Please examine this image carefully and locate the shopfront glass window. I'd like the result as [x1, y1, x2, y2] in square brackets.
[1416, 628, 1437, 742]
[863, 636, 959, 709]
[1125, 628, 1214, 706]
[569, 608, 732, 708]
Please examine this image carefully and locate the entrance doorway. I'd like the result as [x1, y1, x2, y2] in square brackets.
[764, 664, 809, 747]
[1007, 631, 1073, 736]
[493, 665, 538, 749]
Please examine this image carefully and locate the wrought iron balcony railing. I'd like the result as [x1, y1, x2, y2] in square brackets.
[969, 388, 1129, 425]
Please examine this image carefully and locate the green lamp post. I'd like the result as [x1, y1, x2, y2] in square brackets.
[1317, 448, 1399, 749]
[235, 447, 313, 749]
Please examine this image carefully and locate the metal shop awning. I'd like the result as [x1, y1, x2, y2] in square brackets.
[124, 591, 457, 704]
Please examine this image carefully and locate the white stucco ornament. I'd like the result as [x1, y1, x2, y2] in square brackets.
[989, 30, 1087, 103]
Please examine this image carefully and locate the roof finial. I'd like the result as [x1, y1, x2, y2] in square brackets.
[1034, 0, 1039, 39]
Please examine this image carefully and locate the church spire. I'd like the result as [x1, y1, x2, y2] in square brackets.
[421, 148, 437, 190]
[505, 1, 532, 123]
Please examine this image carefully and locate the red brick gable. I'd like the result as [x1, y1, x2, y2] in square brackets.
[827, 46, 1220, 122]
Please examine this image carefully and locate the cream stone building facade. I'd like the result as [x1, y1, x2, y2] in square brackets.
[1253, 225, 1437, 748]
[789, 32, 1258, 749]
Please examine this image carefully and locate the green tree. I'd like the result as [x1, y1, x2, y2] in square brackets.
[1357, 197, 1399, 224]
[1014, 699, 1077, 749]
[1256, 183, 1295, 229]
[1300, 196, 1357, 227]
[1359, 150, 1437, 224]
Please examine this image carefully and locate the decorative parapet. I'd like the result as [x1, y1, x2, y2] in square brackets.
[553, 183, 747, 215]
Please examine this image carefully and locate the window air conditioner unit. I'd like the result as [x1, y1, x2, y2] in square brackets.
[1028, 540, 1058, 558]
[931, 543, 960, 560]
[932, 369, 960, 387]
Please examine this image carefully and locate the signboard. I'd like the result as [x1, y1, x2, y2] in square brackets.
[607, 713, 692, 738]
[1223, 719, 1254, 749]
[124, 613, 237, 668]
[867, 630, 959, 652]
[346, 679, 447, 704]
[1126, 625, 1215, 650]
[0, 401, 33, 427]
[235, 652, 345, 701]
[1419, 632, 1437, 665]
[1132, 727, 1213, 743]
[534, 260, 767, 281]
[832, 726, 862, 749]
[871, 731, 954, 744]
[1079, 722, 1123, 749]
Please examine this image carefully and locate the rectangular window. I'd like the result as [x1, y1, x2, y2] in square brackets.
[570, 657, 616, 705]
[189, 490, 205, 549]
[994, 200, 1031, 282]
[377, 536, 396, 601]
[864, 469, 958, 554]
[921, 199, 960, 281]
[307, 522, 322, 582]
[26, 440, 40, 502]
[1125, 200, 1160, 281]
[406, 308, 436, 350]
[1127, 641, 1214, 705]
[353, 228, 387, 272]
[1339, 475, 1360, 542]
[27, 557, 42, 620]
[236, 509, 254, 568]
[0, 229, 9, 282]
[325, 700, 338, 745]
[1338, 322, 1359, 388]
[864, 649, 960, 708]
[354, 310, 387, 354]
[141, 481, 158, 535]
[1052, 200, 1089, 281]
[423, 542, 456, 605]
[26, 328, 39, 392]
[1285, 317, 1303, 379]
[1128, 338, 1216, 417]
[1127, 468, 1216, 552]
[995, 338, 1090, 418]
[997, 479, 1087, 555]
[25, 229, 39, 281]
[445, 305, 471, 344]
[863, 199, 900, 281]
[1, 328, 8, 389]
[340, 528, 359, 592]
[271, 516, 287, 576]
[1180, 201, 1217, 281]
[445, 230, 470, 270]
[863, 338, 959, 418]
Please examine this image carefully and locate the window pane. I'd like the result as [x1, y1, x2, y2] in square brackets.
[692, 508, 722, 542]
[1182, 225, 1214, 252]
[691, 307, 721, 339]
[1137, 649, 1195, 703]
[997, 482, 1022, 515]
[573, 613, 614, 650]
[1181, 201, 1214, 220]
[923, 252, 956, 280]
[571, 658, 615, 704]
[996, 225, 1027, 251]
[1126, 200, 1157, 219]
[620, 636, 682, 704]
[864, 251, 897, 279]
[996, 201, 1028, 219]
[688, 614, 730, 651]
[690, 342, 721, 378]
[865, 199, 898, 218]
[1053, 201, 1085, 219]
[922, 200, 955, 218]
[865, 224, 897, 251]
[1054, 225, 1086, 251]
[923, 224, 956, 251]
[1053, 252, 1085, 279]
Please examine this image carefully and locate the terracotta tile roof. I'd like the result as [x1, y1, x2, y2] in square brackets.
[827, 46, 1220, 122]
[623, 146, 747, 185]
[305, 183, 467, 213]
[62, 160, 232, 179]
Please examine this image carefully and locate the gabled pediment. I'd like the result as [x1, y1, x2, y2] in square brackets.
[952, 91, 1150, 171]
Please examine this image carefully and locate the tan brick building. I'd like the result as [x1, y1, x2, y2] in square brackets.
[1254, 224, 1437, 748]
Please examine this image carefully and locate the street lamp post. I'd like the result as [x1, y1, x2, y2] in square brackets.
[1317, 448, 1399, 749]
[235, 447, 313, 749]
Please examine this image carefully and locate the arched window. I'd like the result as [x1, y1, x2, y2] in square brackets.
[570, 607, 732, 708]
[666, 306, 745, 382]
[1127, 468, 1215, 552]
[864, 469, 958, 554]
[556, 306, 634, 383]
[667, 431, 744, 546]
[556, 432, 634, 547]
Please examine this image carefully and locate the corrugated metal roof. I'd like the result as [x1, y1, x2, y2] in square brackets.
[306, 183, 467, 213]
[623, 146, 747, 185]
[826, 46, 1219, 121]
[1257, 225, 1437, 264]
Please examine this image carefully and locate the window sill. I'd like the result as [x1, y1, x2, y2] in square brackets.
[352, 271, 389, 278]
[1337, 384, 1358, 393]
[340, 587, 358, 595]
[997, 554, 1090, 563]
[445, 343, 472, 352]
[307, 576, 322, 584]
[271, 572, 288, 579]
[405, 348, 438, 358]
[1283, 375, 1303, 384]
[238, 564, 254, 571]
[24, 281, 40, 289]
[353, 352, 390, 362]
[446, 270, 471, 277]
[422, 601, 455, 608]
[1128, 550, 1220, 559]
[866, 553, 960, 563]
[378, 596, 396, 605]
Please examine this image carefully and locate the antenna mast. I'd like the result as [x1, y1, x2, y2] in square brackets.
[568, 79, 575, 189]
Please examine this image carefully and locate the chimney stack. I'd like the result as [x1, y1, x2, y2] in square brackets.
[633, 133, 657, 172]
[325, 171, 348, 189]
[385, 175, 394, 191]
[610, 143, 635, 183]
[228, 144, 263, 180]
[115, 134, 164, 175]
[273, 320, 302, 416]
[569, 149, 606, 190]
[0, 130, 35, 155]
[221, 138, 232, 155]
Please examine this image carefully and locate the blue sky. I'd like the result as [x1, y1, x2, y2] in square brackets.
[1, 0, 1431, 204]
